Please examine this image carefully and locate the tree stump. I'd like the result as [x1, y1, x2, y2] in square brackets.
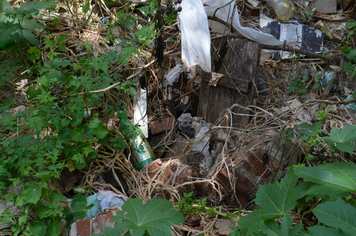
[198, 37, 261, 127]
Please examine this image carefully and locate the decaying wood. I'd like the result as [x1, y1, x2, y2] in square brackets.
[198, 37, 260, 127]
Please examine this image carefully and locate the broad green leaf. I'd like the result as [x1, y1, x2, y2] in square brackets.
[71, 101, 84, 126]
[21, 29, 39, 46]
[254, 170, 308, 218]
[74, 210, 87, 221]
[238, 171, 308, 235]
[88, 117, 101, 129]
[71, 194, 87, 212]
[22, 181, 42, 204]
[307, 226, 347, 236]
[27, 221, 47, 236]
[313, 198, 356, 235]
[260, 214, 303, 236]
[112, 198, 186, 236]
[82, 4, 90, 13]
[323, 125, 356, 153]
[347, 49, 356, 63]
[47, 216, 61, 236]
[0, 0, 11, 22]
[53, 192, 67, 202]
[20, 1, 57, 13]
[21, 19, 46, 30]
[70, 127, 85, 142]
[36, 205, 52, 219]
[92, 124, 108, 139]
[293, 162, 356, 197]
[0, 22, 22, 43]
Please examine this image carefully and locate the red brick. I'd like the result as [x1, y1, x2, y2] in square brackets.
[75, 212, 114, 236]
[149, 116, 175, 135]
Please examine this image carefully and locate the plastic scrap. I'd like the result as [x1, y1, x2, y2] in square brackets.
[321, 70, 338, 91]
[163, 62, 186, 87]
[202, 0, 283, 46]
[264, 0, 296, 21]
[178, 0, 211, 72]
[85, 193, 100, 218]
[134, 88, 148, 138]
[97, 190, 127, 212]
[344, 95, 356, 110]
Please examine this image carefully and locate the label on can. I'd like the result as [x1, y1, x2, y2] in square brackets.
[128, 134, 155, 167]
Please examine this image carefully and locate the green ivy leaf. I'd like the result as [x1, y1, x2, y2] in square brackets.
[322, 125, 356, 153]
[313, 198, 356, 235]
[27, 221, 47, 236]
[92, 124, 108, 139]
[71, 194, 87, 212]
[112, 198, 186, 236]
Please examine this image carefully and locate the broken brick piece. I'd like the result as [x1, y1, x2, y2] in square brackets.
[149, 116, 175, 135]
[72, 211, 114, 236]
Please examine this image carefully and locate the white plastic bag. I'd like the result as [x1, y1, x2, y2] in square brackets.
[178, 0, 211, 72]
[202, 0, 283, 46]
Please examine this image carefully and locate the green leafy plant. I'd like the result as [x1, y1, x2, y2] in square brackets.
[0, 0, 179, 234]
[0, 0, 56, 48]
[229, 162, 356, 236]
[288, 74, 308, 95]
[176, 192, 216, 217]
[340, 22, 356, 77]
[323, 124, 356, 153]
[93, 198, 186, 236]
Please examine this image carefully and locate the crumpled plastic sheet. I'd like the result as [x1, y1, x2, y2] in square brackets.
[178, 0, 211, 72]
[97, 190, 127, 212]
[202, 0, 283, 46]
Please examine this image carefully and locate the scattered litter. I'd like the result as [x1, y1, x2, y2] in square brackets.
[202, 0, 283, 46]
[177, 0, 211, 72]
[265, 0, 296, 21]
[321, 70, 338, 91]
[260, 14, 324, 59]
[85, 193, 100, 218]
[163, 62, 186, 87]
[97, 190, 127, 212]
[120, 117, 156, 170]
[134, 88, 148, 138]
